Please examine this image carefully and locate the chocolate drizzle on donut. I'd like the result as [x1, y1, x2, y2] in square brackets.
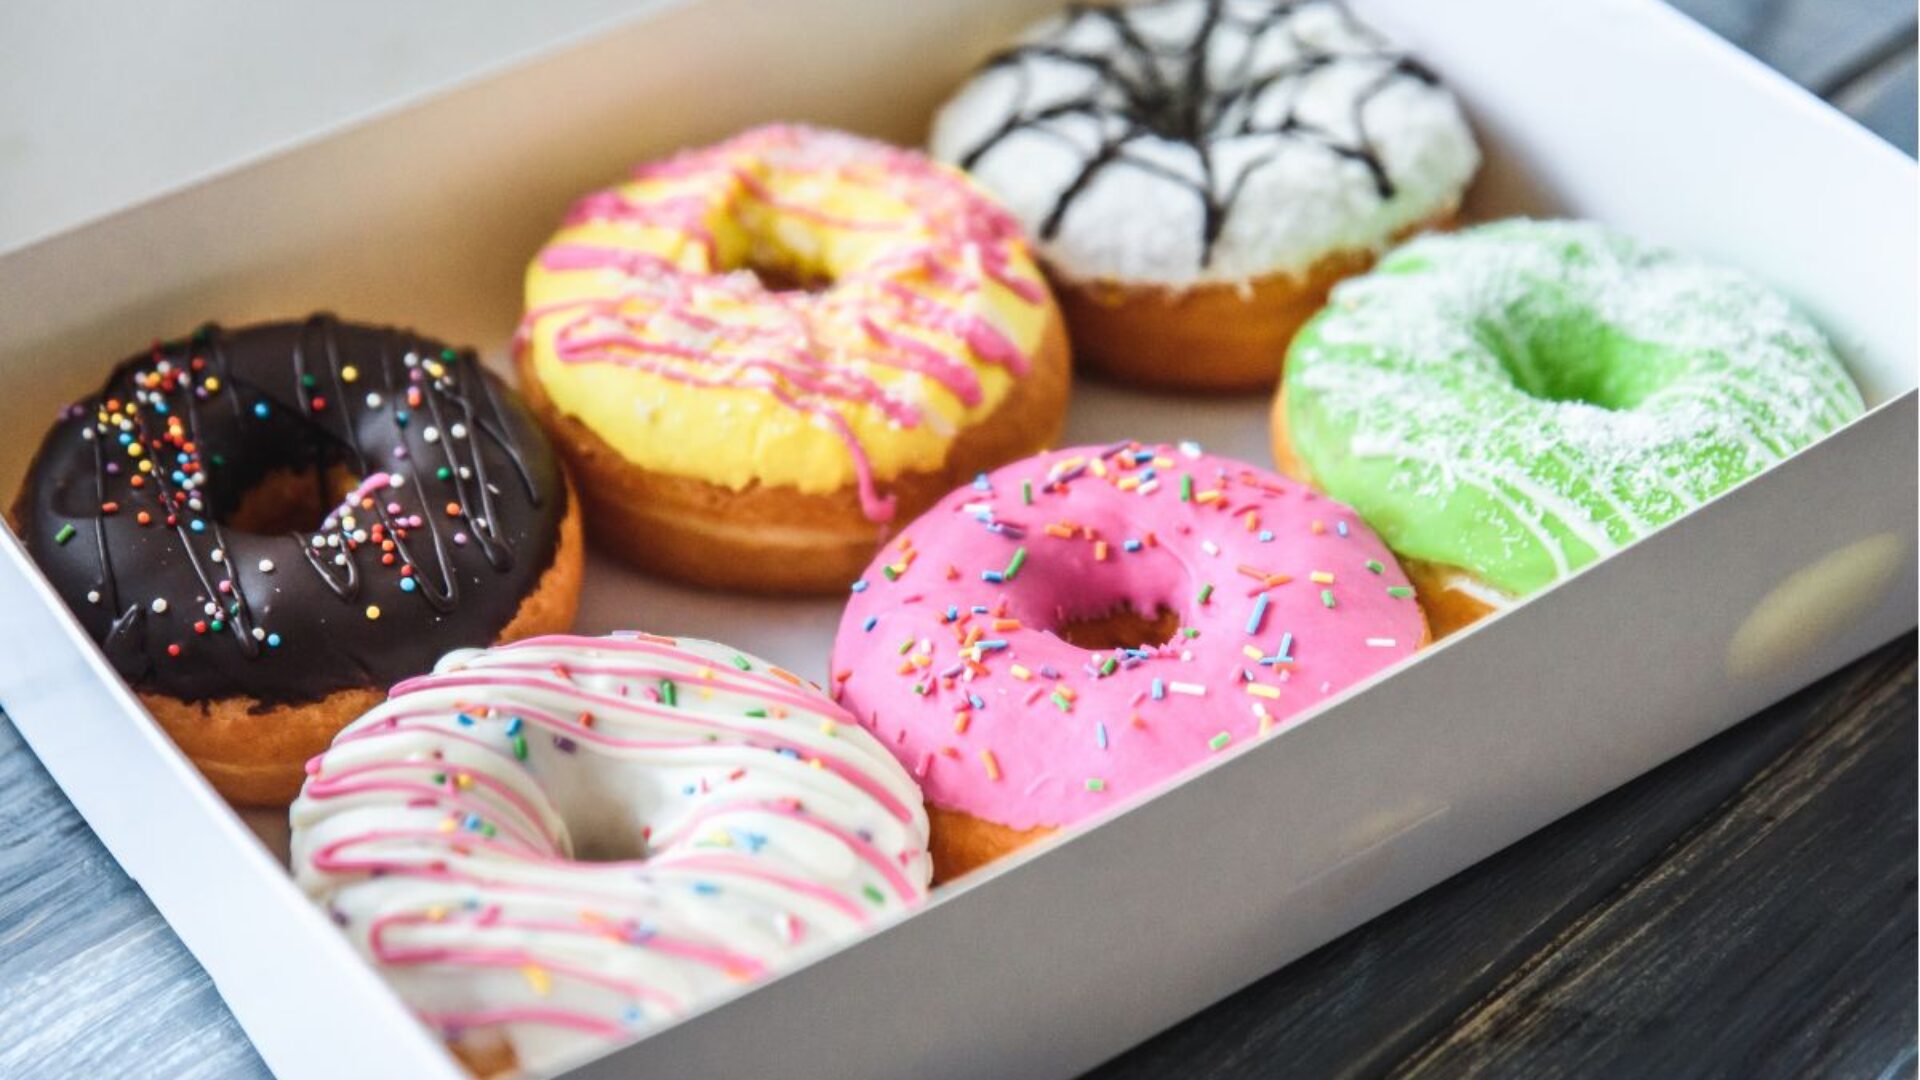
[954, 0, 1439, 266]
[17, 316, 568, 705]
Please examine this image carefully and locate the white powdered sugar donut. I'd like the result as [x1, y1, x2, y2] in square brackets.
[930, 0, 1481, 391]
[933, 0, 1478, 285]
[290, 632, 931, 1074]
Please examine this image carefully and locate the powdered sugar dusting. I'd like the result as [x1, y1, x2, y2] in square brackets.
[1286, 219, 1865, 595]
[929, 0, 1479, 287]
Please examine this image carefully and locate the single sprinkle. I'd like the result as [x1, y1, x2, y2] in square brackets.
[1197, 582, 1214, 605]
[980, 749, 1002, 781]
[53, 523, 76, 545]
[1209, 731, 1232, 752]
[1387, 586, 1414, 599]
[1003, 546, 1028, 580]
[1246, 593, 1270, 636]
[1085, 777, 1107, 792]
[1366, 559, 1385, 575]
[1321, 589, 1337, 609]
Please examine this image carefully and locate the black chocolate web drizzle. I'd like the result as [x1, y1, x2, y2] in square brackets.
[955, 0, 1440, 266]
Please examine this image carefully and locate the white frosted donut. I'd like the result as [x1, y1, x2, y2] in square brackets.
[930, 0, 1480, 287]
[289, 633, 931, 1074]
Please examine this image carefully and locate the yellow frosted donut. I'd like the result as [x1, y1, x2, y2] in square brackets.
[517, 125, 1071, 594]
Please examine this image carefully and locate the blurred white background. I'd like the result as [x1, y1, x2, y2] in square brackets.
[2, 0, 1911, 254]
[0, 1, 640, 252]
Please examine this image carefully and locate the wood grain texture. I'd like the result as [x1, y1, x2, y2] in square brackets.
[0, 3, 1912, 1079]
[1390, 642, 1916, 1080]
[0, 716, 269, 1080]
[1083, 637, 1917, 1080]
[1677, 0, 1917, 93]
[1834, 46, 1920, 154]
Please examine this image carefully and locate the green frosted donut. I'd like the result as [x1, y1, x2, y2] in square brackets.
[1280, 219, 1864, 599]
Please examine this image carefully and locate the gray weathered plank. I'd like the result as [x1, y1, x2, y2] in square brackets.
[1834, 46, 1920, 154]
[1392, 644, 1916, 1080]
[1083, 638, 1917, 1080]
[0, 715, 269, 1080]
[1677, 0, 1917, 94]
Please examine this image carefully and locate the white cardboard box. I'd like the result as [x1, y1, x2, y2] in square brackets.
[0, 1, 1913, 1077]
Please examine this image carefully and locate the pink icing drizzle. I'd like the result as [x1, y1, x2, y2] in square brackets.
[517, 125, 1047, 522]
[830, 443, 1428, 831]
[294, 632, 928, 1050]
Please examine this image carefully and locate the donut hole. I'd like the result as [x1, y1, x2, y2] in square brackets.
[739, 255, 833, 294]
[719, 203, 838, 295]
[560, 804, 653, 864]
[1485, 306, 1671, 411]
[220, 463, 361, 535]
[1053, 604, 1180, 651]
[1132, 88, 1205, 144]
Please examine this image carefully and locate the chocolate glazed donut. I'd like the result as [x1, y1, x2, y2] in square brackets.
[14, 316, 584, 805]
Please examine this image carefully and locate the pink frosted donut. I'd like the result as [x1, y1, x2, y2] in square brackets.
[830, 441, 1426, 878]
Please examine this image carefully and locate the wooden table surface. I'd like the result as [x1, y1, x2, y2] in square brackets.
[0, 3, 1913, 1078]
